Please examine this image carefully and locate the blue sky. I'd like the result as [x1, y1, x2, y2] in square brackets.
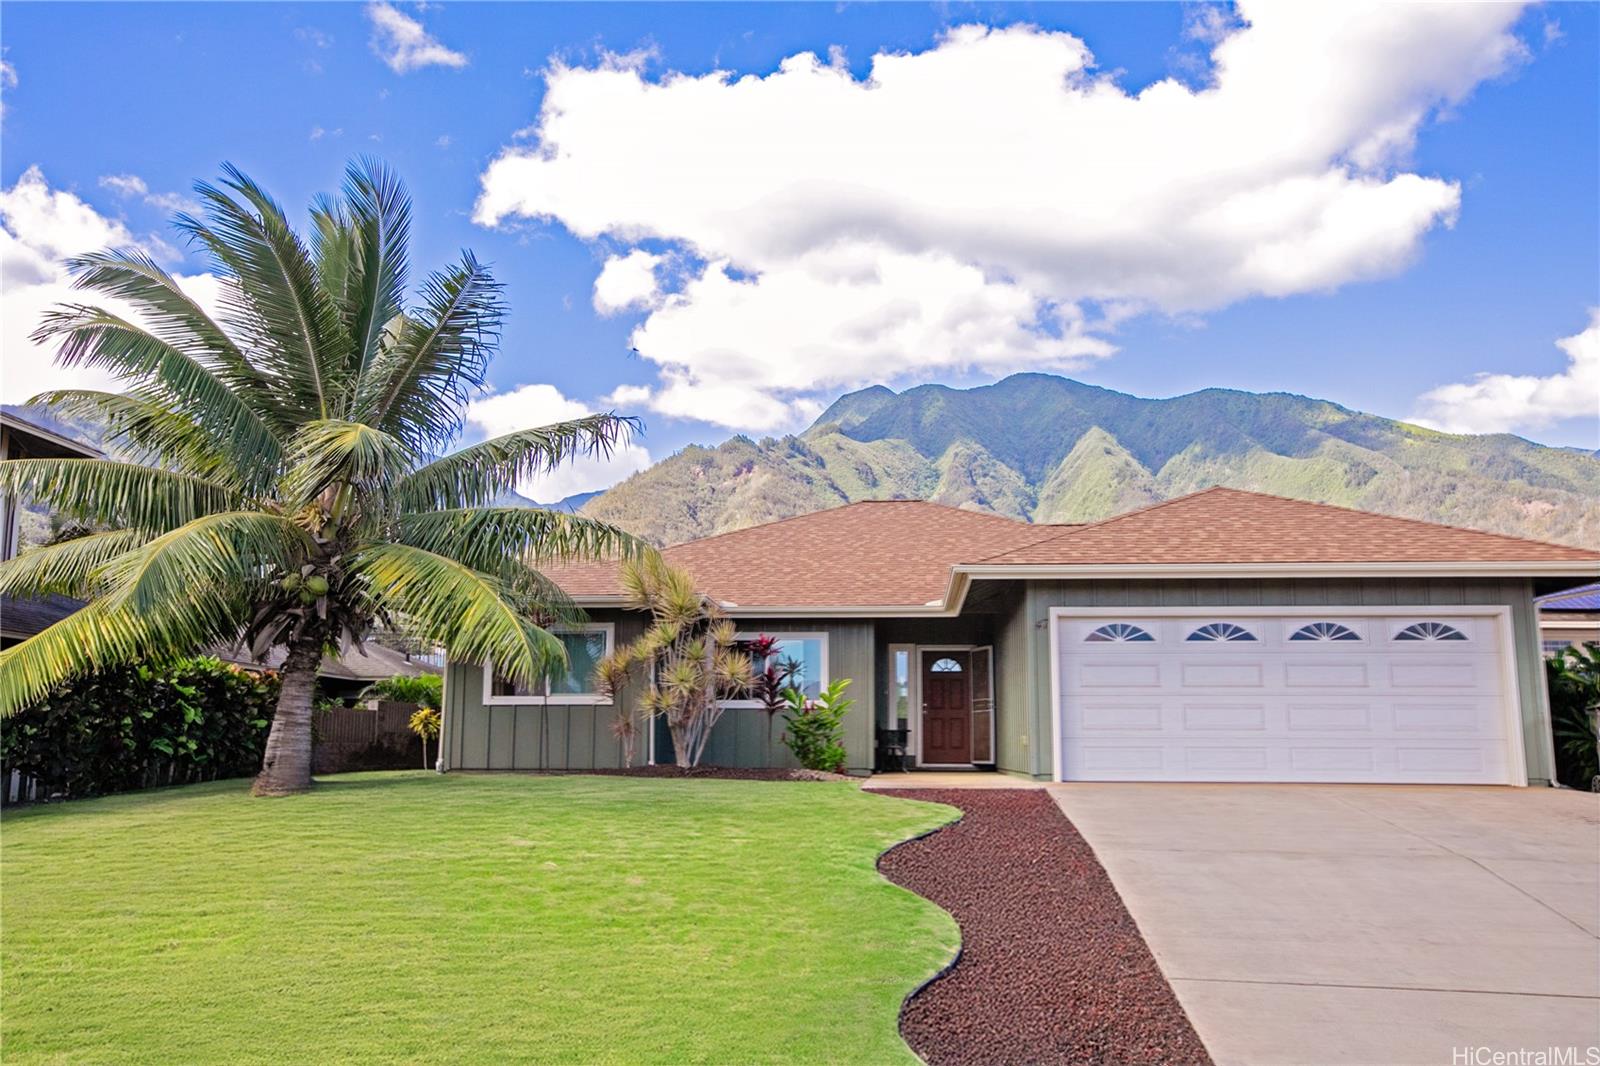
[2, 2, 1595, 499]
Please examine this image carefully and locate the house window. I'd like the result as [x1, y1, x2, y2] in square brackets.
[889, 645, 914, 727]
[930, 657, 963, 672]
[1394, 622, 1468, 642]
[1542, 638, 1574, 657]
[1186, 622, 1256, 643]
[731, 632, 829, 702]
[1289, 622, 1362, 642]
[1085, 623, 1154, 643]
[484, 623, 615, 705]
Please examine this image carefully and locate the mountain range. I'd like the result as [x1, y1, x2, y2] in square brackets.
[580, 375, 1600, 548]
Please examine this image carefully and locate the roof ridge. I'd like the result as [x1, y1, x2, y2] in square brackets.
[1202, 485, 1600, 553]
[966, 487, 1229, 563]
[969, 485, 1600, 563]
[662, 497, 1033, 550]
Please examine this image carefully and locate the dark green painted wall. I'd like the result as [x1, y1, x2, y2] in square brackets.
[442, 614, 878, 774]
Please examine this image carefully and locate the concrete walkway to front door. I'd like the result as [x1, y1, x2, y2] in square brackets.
[1049, 784, 1600, 1066]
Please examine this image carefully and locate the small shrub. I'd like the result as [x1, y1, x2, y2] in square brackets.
[781, 678, 852, 773]
[408, 707, 442, 770]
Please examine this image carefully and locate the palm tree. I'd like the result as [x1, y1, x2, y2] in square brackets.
[0, 160, 645, 795]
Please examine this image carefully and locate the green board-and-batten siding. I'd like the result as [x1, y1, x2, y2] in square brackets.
[1005, 577, 1557, 783]
[442, 615, 878, 774]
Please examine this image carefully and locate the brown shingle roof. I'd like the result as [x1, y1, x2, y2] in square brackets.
[544, 501, 1062, 608]
[974, 487, 1600, 566]
[545, 489, 1599, 612]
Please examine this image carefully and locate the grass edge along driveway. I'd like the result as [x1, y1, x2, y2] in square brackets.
[2, 773, 959, 1065]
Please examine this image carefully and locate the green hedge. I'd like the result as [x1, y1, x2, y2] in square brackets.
[1, 657, 279, 801]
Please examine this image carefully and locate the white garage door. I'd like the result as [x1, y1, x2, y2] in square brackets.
[1054, 609, 1523, 784]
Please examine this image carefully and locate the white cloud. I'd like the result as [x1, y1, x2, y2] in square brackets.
[464, 384, 652, 501]
[592, 250, 663, 315]
[98, 173, 149, 199]
[477, 4, 1530, 431]
[366, 2, 467, 74]
[1411, 312, 1600, 436]
[98, 173, 200, 217]
[0, 57, 15, 122]
[434, 134, 452, 149]
[1, 167, 219, 405]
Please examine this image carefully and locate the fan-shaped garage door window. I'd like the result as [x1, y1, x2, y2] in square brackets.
[1085, 623, 1154, 643]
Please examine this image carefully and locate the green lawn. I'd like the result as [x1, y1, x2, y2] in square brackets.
[1, 773, 959, 1065]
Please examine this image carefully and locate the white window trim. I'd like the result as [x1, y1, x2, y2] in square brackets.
[482, 622, 615, 706]
[887, 643, 918, 764]
[722, 631, 830, 709]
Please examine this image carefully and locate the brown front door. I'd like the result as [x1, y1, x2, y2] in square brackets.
[921, 652, 971, 764]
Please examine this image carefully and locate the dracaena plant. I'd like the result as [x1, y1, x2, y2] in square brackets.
[0, 159, 647, 795]
[595, 554, 754, 768]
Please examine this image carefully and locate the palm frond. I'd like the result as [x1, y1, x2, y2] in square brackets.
[176, 164, 352, 420]
[31, 390, 245, 486]
[0, 530, 149, 599]
[0, 595, 246, 717]
[98, 511, 307, 615]
[349, 543, 565, 687]
[342, 158, 411, 378]
[398, 508, 648, 568]
[30, 305, 285, 473]
[280, 420, 415, 508]
[58, 250, 271, 401]
[395, 414, 640, 512]
[0, 459, 237, 534]
[354, 253, 502, 451]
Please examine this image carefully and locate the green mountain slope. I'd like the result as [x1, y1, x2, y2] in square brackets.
[584, 374, 1600, 547]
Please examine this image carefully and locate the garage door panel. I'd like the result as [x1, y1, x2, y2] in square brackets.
[1058, 610, 1518, 785]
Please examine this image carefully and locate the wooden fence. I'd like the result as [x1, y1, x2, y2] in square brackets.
[313, 700, 428, 774]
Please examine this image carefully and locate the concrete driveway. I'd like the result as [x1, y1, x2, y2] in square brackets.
[1049, 784, 1600, 1066]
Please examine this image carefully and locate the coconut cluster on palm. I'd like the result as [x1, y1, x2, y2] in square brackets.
[0, 161, 646, 794]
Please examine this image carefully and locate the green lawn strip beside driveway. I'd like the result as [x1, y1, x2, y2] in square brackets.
[2, 773, 960, 1065]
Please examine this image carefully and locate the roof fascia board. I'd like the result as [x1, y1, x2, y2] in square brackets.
[955, 561, 1600, 580]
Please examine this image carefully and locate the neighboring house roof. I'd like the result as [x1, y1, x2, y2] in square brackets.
[546, 500, 1067, 608]
[546, 488, 1600, 616]
[973, 488, 1600, 567]
[0, 593, 86, 641]
[0, 410, 102, 460]
[215, 639, 443, 682]
[1537, 582, 1600, 612]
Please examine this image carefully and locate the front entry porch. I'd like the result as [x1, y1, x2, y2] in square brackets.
[877, 642, 996, 771]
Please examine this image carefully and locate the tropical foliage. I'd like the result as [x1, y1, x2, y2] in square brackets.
[0, 656, 279, 800]
[1547, 643, 1600, 790]
[407, 706, 442, 770]
[595, 555, 754, 768]
[0, 160, 645, 794]
[781, 678, 852, 774]
[363, 673, 442, 710]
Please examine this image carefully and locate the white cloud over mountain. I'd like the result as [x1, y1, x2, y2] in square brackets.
[1411, 312, 1600, 437]
[476, 3, 1529, 431]
[464, 383, 652, 502]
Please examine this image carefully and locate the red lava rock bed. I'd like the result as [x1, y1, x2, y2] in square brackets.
[876, 789, 1212, 1066]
